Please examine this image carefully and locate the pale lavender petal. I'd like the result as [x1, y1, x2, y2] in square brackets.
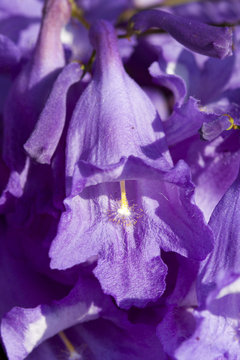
[24, 62, 82, 164]
[50, 159, 213, 307]
[3, 0, 71, 170]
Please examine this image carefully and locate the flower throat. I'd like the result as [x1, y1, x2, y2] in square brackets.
[107, 180, 143, 227]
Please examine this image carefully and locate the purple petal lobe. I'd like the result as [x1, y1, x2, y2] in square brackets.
[200, 114, 231, 141]
[165, 98, 215, 146]
[24, 63, 82, 164]
[198, 168, 240, 303]
[49, 194, 103, 269]
[50, 181, 168, 309]
[132, 10, 233, 58]
[1, 0, 71, 209]
[158, 273, 240, 359]
[141, 177, 213, 261]
[149, 60, 186, 106]
[94, 234, 168, 309]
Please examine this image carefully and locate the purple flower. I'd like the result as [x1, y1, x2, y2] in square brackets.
[48, 19, 213, 309]
[131, 9, 233, 58]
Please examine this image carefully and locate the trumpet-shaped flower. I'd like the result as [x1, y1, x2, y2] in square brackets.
[49, 20, 213, 309]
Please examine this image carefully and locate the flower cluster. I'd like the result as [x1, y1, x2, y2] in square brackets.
[0, 0, 240, 359]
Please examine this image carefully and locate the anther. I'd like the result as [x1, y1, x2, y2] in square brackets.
[224, 114, 240, 130]
[106, 180, 143, 227]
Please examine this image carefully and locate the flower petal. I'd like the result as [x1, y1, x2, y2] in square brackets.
[24, 62, 82, 164]
[198, 168, 240, 303]
[94, 232, 167, 309]
[149, 60, 186, 106]
[157, 273, 240, 359]
[131, 9, 233, 58]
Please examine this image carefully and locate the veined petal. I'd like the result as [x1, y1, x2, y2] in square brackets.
[50, 158, 213, 307]
[51, 20, 213, 308]
[50, 182, 168, 309]
[66, 20, 170, 196]
[94, 232, 167, 309]
[24, 63, 82, 164]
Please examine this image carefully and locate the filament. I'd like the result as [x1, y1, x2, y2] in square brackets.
[59, 331, 80, 359]
[118, 180, 131, 216]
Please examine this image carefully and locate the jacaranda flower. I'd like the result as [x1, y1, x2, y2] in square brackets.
[48, 19, 213, 309]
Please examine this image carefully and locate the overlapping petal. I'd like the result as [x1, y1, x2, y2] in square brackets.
[198, 167, 240, 303]
[0, 0, 71, 215]
[24, 62, 82, 164]
[131, 9, 233, 58]
[157, 272, 240, 359]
